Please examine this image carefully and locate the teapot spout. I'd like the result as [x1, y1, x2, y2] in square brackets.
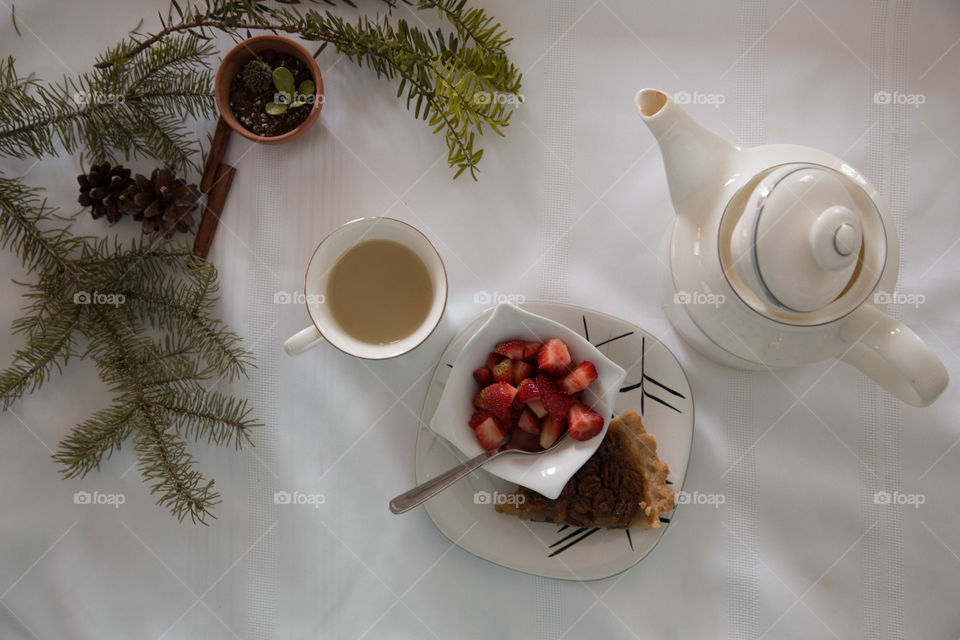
[636, 89, 739, 221]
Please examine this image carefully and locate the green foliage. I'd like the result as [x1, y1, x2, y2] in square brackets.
[0, 0, 522, 523]
[0, 35, 215, 175]
[266, 67, 314, 115]
[0, 177, 258, 524]
[96, 0, 523, 179]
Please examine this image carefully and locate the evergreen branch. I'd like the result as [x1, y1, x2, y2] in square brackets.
[0, 0, 521, 523]
[164, 391, 257, 448]
[0, 304, 80, 409]
[82, 306, 221, 522]
[0, 176, 84, 275]
[52, 402, 135, 478]
[417, 0, 513, 55]
[0, 35, 216, 173]
[0, 193, 257, 523]
[133, 410, 219, 524]
[114, 267, 253, 380]
[92, 0, 523, 179]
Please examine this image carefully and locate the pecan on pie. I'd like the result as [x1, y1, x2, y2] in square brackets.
[494, 411, 674, 529]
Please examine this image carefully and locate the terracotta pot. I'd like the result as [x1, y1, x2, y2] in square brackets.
[214, 35, 324, 145]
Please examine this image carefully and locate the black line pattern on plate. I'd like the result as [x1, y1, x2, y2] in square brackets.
[549, 527, 601, 557]
[593, 331, 634, 348]
[550, 527, 589, 547]
[536, 317, 682, 559]
[550, 525, 638, 557]
[618, 337, 686, 414]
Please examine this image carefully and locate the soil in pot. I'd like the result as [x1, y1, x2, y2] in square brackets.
[229, 49, 316, 138]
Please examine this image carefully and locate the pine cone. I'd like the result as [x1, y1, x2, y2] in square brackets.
[119, 168, 201, 237]
[77, 163, 133, 224]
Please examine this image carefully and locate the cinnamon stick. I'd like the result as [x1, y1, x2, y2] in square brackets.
[192, 163, 236, 259]
[200, 117, 232, 193]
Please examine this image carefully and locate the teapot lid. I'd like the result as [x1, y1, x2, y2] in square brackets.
[730, 163, 881, 314]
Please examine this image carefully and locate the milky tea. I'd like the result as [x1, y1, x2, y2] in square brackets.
[326, 240, 433, 345]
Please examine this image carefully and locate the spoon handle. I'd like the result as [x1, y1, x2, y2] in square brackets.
[389, 446, 504, 514]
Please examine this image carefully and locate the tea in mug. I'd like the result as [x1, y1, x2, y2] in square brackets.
[327, 240, 433, 345]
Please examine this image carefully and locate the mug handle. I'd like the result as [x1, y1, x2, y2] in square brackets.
[838, 304, 949, 407]
[283, 325, 326, 356]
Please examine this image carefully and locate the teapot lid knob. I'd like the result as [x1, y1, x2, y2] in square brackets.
[810, 205, 862, 270]
[741, 165, 877, 313]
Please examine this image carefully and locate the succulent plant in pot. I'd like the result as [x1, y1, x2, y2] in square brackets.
[215, 35, 324, 144]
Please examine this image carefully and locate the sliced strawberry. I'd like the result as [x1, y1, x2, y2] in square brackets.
[475, 415, 507, 450]
[526, 398, 548, 419]
[513, 360, 534, 385]
[479, 382, 517, 422]
[517, 408, 541, 435]
[539, 414, 566, 449]
[485, 352, 503, 370]
[523, 341, 542, 360]
[469, 410, 492, 430]
[537, 338, 571, 376]
[473, 392, 483, 409]
[509, 427, 541, 452]
[473, 367, 492, 385]
[514, 378, 541, 406]
[536, 374, 575, 418]
[567, 403, 604, 441]
[491, 358, 513, 384]
[559, 361, 598, 395]
[494, 339, 525, 360]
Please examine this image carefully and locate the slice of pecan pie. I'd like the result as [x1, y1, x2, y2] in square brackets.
[494, 411, 674, 529]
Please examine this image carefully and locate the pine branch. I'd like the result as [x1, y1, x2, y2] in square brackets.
[0, 35, 216, 173]
[0, 0, 522, 522]
[82, 306, 227, 523]
[0, 305, 80, 409]
[93, 0, 523, 179]
[133, 410, 219, 524]
[164, 391, 256, 449]
[417, 0, 513, 56]
[1, 174, 258, 522]
[0, 177, 84, 275]
[52, 402, 136, 478]
[110, 262, 253, 380]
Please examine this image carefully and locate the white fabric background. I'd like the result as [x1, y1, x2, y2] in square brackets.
[1, 1, 958, 638]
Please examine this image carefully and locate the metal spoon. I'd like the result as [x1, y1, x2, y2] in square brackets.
[389, 432, 568, 514]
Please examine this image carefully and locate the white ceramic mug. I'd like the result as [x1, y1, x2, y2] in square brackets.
[282, 217, 448, 358]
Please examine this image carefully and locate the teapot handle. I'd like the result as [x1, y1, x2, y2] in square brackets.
[838, 304, 948, 407]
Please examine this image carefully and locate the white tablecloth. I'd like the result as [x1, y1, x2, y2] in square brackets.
[2, 0, 959, 638]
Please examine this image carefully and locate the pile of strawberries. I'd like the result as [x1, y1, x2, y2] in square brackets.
[468, 337, 604, 450]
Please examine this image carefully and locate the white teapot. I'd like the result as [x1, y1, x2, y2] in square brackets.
[636, 89, 948, 407]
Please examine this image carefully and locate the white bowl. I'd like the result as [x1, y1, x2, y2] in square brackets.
[429, 303, 626, 499]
